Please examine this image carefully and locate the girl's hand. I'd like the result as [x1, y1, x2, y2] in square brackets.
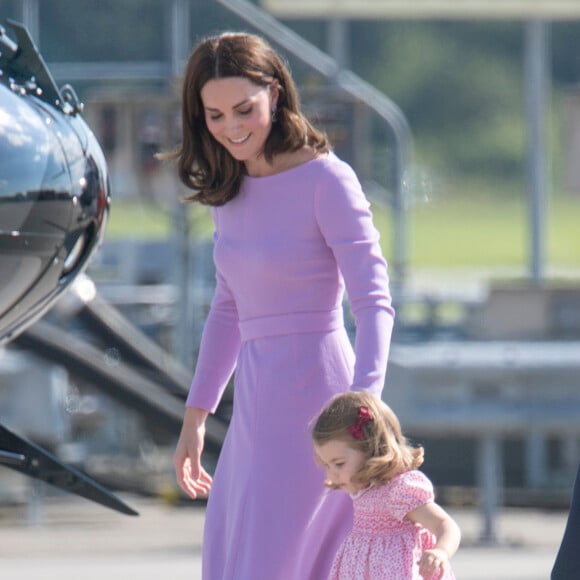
[173, 407, 213, 499]
[418, 547, 448, 579]
[407, 501, 461, 578]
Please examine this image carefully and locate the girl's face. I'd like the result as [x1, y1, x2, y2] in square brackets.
[314, 439, 366, 494]
[200, 76, 278, 176]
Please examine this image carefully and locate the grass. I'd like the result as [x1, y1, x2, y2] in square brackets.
[374, 191, 580, 270]
[104, 191, 580, 270]
[105, 200, 213, 240]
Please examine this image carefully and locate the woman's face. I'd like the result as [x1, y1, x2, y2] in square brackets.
[200, 76, 278, 174]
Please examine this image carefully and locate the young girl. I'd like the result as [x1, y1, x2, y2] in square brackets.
[312, 392, 460, 580]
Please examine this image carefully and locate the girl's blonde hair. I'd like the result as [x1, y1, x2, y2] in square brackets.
[171, 31, 330, 206]
[312, 392, 424, 489]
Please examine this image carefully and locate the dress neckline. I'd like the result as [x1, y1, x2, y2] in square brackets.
[350, 483, 374, 500]
[243, 153, 331, 183]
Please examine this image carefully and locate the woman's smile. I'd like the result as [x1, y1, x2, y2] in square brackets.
[228, 133, 251, 145]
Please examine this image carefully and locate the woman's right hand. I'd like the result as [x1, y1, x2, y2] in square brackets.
[173, 406, 213, 499]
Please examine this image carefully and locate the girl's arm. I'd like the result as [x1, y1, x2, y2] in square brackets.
[406, 502, 461, 579]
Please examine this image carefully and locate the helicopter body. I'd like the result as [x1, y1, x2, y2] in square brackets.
[0, 20, 109, 346]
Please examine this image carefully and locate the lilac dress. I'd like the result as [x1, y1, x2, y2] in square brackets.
[186, 153, 394, 580]
[330, 471, 456, 580]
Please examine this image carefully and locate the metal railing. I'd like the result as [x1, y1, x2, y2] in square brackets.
[215, 0, 413, 299]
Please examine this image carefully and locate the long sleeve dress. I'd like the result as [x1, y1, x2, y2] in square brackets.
[329, 471, 456, 580]
[185, 153, 395, 580]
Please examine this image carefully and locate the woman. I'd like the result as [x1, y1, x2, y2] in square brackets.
[171, 32, 395, 579]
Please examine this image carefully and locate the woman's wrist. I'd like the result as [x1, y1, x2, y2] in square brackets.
[184, 406, 209, 428]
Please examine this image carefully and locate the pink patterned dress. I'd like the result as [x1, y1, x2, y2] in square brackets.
[329, 471, 456, 580]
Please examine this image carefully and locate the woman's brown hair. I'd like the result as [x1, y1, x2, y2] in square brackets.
[312, 392, 424, 489]
[174, 32, 330, 206]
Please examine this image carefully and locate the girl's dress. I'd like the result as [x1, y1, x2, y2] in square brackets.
[185, 153, 394, 580]
[329, 470, 456, 580]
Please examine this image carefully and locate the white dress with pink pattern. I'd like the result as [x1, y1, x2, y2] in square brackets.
[329, 470, 456, 580]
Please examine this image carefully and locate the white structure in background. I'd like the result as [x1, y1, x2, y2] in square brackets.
[0, 349, 70, 502]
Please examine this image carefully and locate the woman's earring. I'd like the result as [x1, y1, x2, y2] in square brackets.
[271, 106, 278, 123]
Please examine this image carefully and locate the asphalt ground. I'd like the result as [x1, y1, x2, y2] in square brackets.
[0, 493, 568, 580]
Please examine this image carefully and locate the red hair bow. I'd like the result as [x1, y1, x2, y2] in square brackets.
[347, 406, 373, 440]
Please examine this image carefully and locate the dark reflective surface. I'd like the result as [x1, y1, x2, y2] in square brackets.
[0, 21, 143, 518]
[0, 82, 110, 345]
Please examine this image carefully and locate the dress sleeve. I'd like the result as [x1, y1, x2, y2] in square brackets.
[314, 160, 395, 396]
[388, 471, 436, 522]
[185, 209, 241, 413]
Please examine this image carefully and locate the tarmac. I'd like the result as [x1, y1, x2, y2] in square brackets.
[0, 492, 569, 580]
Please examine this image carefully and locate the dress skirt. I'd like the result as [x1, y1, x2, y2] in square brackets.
[202, 326, 356, 580]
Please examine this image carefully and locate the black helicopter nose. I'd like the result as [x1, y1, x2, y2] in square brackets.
[0, 23, 110, 346]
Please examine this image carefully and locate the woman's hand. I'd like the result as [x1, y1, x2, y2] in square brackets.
[173, 406, 213, 499]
